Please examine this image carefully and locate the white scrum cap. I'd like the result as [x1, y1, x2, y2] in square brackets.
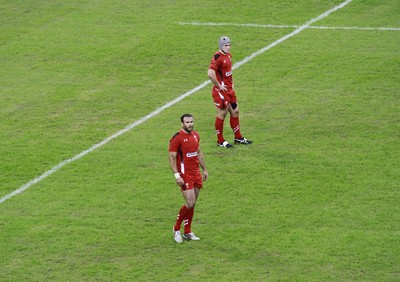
[219, 36, 231, 49]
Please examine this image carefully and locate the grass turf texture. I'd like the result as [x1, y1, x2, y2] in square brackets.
[1, 0, 399, 281]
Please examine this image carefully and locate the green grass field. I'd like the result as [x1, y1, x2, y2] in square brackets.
[1, 0, 399, 281]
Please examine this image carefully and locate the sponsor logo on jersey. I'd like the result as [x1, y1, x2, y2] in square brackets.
[186, 151, 198, 158]
[225, 71, 232, 77]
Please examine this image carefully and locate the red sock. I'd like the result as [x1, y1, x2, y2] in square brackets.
[230, 116, 242, 139]
[184, 207, 194, 234]
[174, 205, 190, 231]
[215, 117, 225, 143]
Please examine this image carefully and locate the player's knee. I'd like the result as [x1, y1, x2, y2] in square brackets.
[230, 104, 240, 116]
[217, 109, 228, 119]
[218, 113, 227, 119]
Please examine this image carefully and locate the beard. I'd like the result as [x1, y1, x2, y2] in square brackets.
[183, 125, 193, 133]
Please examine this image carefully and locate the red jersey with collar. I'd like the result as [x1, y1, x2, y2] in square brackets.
[169, 129, 200, 175]
[209, 51, 233, 90]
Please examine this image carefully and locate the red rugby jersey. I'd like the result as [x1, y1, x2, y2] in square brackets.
[169, 130, 200, 174]
[209, 51, 233, 90]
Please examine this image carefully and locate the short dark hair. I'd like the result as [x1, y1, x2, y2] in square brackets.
[180, 113, 193, 123]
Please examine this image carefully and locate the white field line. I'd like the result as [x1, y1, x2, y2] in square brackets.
[177, 22, 400, 31]
[0, 81, 210, 204]
[0, 0, 352, 204]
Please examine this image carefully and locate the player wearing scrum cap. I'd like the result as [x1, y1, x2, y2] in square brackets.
[208, 36, 252, 148]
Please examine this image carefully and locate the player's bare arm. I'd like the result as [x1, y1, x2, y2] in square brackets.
[197, 149, 208, 181]
[208, 69, 227, 92]
[168, 151, 185, 186]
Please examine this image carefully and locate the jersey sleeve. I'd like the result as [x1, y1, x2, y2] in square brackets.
[169, 132, 180, 152]
[209, 53, 221, 72]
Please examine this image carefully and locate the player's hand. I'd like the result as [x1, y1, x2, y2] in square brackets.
[176, 177, 185, 186]
[218, 84, 227, 92]
[202, 170, 209, 181]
